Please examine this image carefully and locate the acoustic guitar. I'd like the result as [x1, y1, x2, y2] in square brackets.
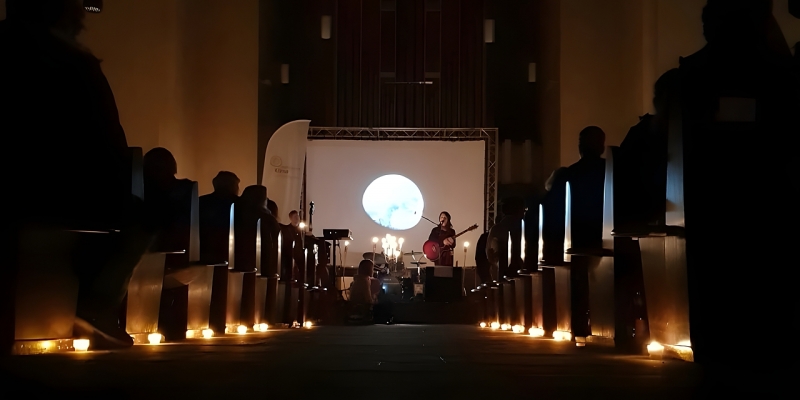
[422, 224, 478, 261]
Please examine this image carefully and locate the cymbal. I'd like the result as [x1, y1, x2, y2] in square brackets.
[362, 252, 387, 265]
[409, 261, 427, 265]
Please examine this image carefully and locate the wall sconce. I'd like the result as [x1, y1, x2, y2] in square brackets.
[281, 64, 289, 84]
[484, 19, 495, 43]
[528, 63, 536, 83]
[84, 0, 102, 13]
[321, 15, 332, 39]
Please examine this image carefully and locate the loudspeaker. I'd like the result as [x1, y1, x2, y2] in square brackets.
[424, 267, 464, 302]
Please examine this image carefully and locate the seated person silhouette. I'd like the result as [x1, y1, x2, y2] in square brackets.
[259, 198, 281, 278]
[616, 69, 677, 232]
[349, 260, 381, 305]
[199, 171, 240, 264]
[348, 260, 393, 323]
[143, 147, 194, 253]
[2, 0, 154, 349]
[565, 127, 607, 250]
[233, 185, 273, 272]
[486, 197, 526, 280]
[672, 0, 799, 371]
[475, 229, 492, 285]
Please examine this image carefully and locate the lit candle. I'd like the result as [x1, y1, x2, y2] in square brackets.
[148, 333, 163, 345]
[73, 339, 90, 352]
[463, 241, 470, 267]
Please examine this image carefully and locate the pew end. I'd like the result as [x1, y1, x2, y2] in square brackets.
[10, 147, 145, 354]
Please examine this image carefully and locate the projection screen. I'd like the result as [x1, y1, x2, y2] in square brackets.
[305, 140, 485, 267]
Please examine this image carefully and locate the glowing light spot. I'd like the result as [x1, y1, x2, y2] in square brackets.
[148, 333, 163, 345]
[528, 327, 544, 337]
[73, 339, 90, 351]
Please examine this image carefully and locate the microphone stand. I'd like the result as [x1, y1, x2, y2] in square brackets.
[417, 213, 439, 226]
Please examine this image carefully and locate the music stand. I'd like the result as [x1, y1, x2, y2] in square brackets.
[404, 250, 427, 282]
[323, 231, 353, 292]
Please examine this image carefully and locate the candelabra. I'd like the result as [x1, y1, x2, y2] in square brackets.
[372, 237, 379, 265]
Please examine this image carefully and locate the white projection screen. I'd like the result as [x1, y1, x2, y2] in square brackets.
[306, 140, 485, 267]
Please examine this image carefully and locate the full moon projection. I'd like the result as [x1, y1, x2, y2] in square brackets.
[362, 174, 424, 230]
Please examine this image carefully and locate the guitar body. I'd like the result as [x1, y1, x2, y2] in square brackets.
[423, 240, 442, 261]
[422, 224, 479, 262]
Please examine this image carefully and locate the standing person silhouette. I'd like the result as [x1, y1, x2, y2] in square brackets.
[427, 212, 456, 266]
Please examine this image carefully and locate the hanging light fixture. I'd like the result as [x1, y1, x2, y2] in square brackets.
[84, 0, 103, 13]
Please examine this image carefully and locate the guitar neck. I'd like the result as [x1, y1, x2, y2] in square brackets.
[453, 227, 476, 239]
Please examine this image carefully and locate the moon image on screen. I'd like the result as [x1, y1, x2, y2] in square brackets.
[362, 174, 424, 230]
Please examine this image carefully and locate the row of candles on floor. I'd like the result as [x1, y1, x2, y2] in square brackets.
[66, 322, 314, 352]
[479, 322, 552, 339]
[477, 322, 692, 358]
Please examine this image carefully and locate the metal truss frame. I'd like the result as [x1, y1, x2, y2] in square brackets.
[306, 127, 499, 230]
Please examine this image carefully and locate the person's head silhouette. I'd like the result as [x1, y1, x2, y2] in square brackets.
[701, 0, 773, 46]
[5, 0, 86, 38]
[358, 260, 375, 277]
[239, 185, 268, 214]
[143, 147, 178, 189]
[578, 126, 605, 159]
[212, 171, 240, 198]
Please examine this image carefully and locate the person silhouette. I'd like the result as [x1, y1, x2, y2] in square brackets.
[677, 0, 800, 375]
[199, 171, 240, 264]
[616, 69, 679, 232]
[1, 0, 155, 349]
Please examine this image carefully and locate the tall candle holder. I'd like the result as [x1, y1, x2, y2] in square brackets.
[463, 241, 470, 267]
[344, 241, 349, 267]
[372, 237, 379, 264]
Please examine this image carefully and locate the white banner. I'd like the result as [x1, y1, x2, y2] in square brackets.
[261, 120, 310, 223]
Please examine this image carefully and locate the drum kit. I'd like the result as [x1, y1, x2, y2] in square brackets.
[361, 250, 428, 300]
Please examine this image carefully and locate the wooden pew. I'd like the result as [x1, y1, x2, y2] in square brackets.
[514, 207, 545, 335]
[158, 182, 222, 341]
[539, 180, 572, 340]
[636, 92, 691, 360]
[10, 147, 143, 354]
[205, 204, 248, 335]
[237, 216, 265, 333]
[567, 147, 616, 346]
[126, 180, 205, 344]
[262, 229, 281, 326]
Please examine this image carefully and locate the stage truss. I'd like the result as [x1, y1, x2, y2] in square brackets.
[305, 127, 499, 230]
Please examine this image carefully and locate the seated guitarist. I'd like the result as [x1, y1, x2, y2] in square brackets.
[428, 211, 456, 266]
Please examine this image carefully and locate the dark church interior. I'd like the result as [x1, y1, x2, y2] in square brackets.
[1, 0, 798, 397]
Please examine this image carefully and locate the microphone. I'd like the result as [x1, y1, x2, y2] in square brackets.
[415, 211, 439, 226]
